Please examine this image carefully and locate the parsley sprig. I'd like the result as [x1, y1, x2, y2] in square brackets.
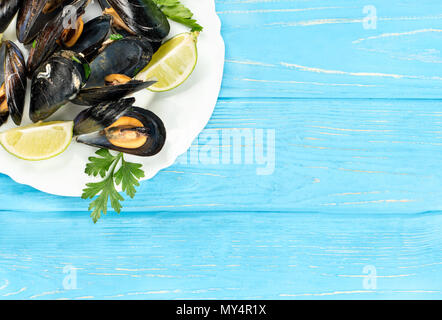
[109, 33, 124, 41]
[153, 0, 203, 32]
[81, 149, 145, 223]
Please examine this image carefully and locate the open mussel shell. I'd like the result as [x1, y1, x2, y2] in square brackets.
[73, 97, 134, 135]
[17, 0, 76, 44]
[68, 15, 112, 62]
[86, 36, 153, 87]
[72, 79, 156, 106]
[30, 50, 89, 122]
[26, 0, 89, 76]
[0, 0, 21, 34]
[74, 98, 166, 156]
[100, 0, 170, 42]
[0, 40, 27, 126]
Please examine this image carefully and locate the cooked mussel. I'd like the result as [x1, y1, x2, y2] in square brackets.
[69, 34, 156, 106]
[85, 36, 153, 87]
[67, 15, 112, 61]
[74, 98, 166, 156]
[72, 78, 156, 106]
[30, 50, 89, 122]
[98, 0, 169, 44]
[26, 0, 89, 76]
[0, 0, 22, 34]
[0, 40, 26, 126]
[52, 31, 156, 106]
[16, 0, 76, 44]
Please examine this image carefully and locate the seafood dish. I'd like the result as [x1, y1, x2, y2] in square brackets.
[0, 0, 208, 221]
[0, 0, 178, 155]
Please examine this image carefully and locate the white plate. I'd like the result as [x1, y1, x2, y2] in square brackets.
[0, 0, 224, 196]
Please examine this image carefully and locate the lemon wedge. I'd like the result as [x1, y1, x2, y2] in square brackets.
[135, 32, 198, 92]
[0, 121, 73, 160]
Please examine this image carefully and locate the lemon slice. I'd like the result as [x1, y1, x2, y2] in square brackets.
[135, 32, 199, 92]
[0, 121, 73, 160]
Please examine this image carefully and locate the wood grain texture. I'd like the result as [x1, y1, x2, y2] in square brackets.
[0, 211, 441, 299]
[217, 0, 442, 98]
[0, 98, 441, 214]
[1, 0, 442, 299]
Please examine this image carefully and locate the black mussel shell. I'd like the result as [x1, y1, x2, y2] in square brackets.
[72, 79, 156, 106]
[104, 17, 163, 53]
[75, 99, 166, 156]
[97, 0, 109, 9]
[86, 36, 153, 87]
[0, 0, 21, 34]
[16, 0, 76, 44]
[30, 51, 89, 122]
[106, 0, 170, 42]
[0, 43, 7, 124]
[26, 11, 63, 76]
[149, 40, 162, 53]
[97, 0, 164, 52]
[16, 0, 75, 44]
[26, 0, 89, 76]
[69, 15, 112, 61]
[0, 41, 27, 126]
[73, 97, 134, 135]
[3, 41, 27, 125]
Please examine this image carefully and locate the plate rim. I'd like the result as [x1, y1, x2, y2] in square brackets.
[0, 0, 225, 197]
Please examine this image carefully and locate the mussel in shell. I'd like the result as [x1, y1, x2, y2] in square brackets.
[85, 36, 153, 87]
[0, 0, 22, 34]
[30, 50, 89, 122]
[26, 0, 89, 76]
[70, 33, 157, 106]
[0, 40, 27, 126]
[98, 0, 169, 44]
[74, 98, 166, 156]
[48, 29, 155, 107]
[72, 79, 156, 106]
[16, 0, 76, 44]
[67, 15, 112, 62]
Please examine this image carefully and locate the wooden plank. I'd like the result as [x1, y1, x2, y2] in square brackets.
[0, 98, 441, 214]
[0, 211, 440, 299]
[216, 0, 442, 98]
[0, 0, 441, 300]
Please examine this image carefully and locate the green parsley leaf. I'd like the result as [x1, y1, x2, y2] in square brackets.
[32, 39, 37, 49]
[83, 175, 124, 223]
[133, 66, 142, 77]
[83, 63, 91, 79]
[153, 0, 203, 32]
[109, 33, 124, 41]
[71, 56, 81, 64]
[85, 149, 117, 178]
[114, 158, 145, 198]
[82, 149, 145, 223]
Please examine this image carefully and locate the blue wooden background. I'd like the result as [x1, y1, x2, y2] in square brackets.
[1, 0, 442, 299]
